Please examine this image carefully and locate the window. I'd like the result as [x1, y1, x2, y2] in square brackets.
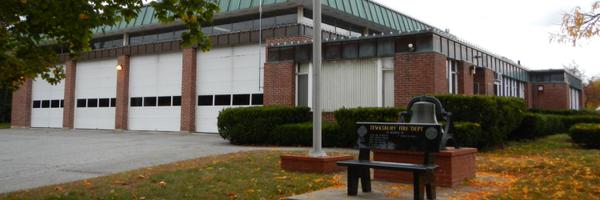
[232, 94, 250, 105]
[172, 96, 181, 106]
[144, 97, 157, 107]
[214, 95, 231, 106]
[87, 99, 98, 107]
[42, 100, 50, 108]
[158, 96, 172, 106]
[98, 98, 110, 107]
[297, 64, 309, 107]
[130, 97, 143, 107]
[447, 59, 458, 94]
[198, 95, 213, 106]
[252, 94, 264, 105]
[77, 99, 87, 107]
[60, 100, 64, 108]
[33, 100, 41, 108]
[51, 100, 60, 108]
[111, 98, 116, 107]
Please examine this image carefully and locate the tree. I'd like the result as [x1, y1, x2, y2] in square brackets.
[563, 61, 586, 82]
[0, 0, 218, 90]
[555, 1, 600, 46]
[585, 77, 600, 109]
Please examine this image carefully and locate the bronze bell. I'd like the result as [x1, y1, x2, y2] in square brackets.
[409, 101, 438, 124]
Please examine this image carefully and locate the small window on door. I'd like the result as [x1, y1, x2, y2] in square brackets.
[130, 97, 143, 107]
[158, 96, 172, 106]
[214, 95, 231, 106]
[87, 99, 98, 107]
[233, 94, 250, 105]
[42, 100, 50, 108]
[172, 96, 181, 106]
[144, 97, 157, 107]
[252, 94, 264, 105]
[98, 98, 110, 107]
[51, 100, 60, 108]
[198, 95, 213, 106]
[33, 100, 41, 108]
[77, 99, 87, 108]
[110, 98, 116, 107]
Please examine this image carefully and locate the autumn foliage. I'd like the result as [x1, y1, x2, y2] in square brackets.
[559, 1, 600, 45]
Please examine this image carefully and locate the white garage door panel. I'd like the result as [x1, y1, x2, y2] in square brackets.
[196, 45, 264, 133]
[31, 75, 65, 128]
[75, 59, 117, 129]
[129, 53, 182, 131]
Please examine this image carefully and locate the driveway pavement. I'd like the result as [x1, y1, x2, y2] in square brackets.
[0, 128, 257, 193]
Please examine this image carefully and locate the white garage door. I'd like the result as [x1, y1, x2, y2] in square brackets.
[74, 59, 117, 129]
[129, 53, 182, 131]
[196, 45, 264, 133]
[31, 75, 65, 128]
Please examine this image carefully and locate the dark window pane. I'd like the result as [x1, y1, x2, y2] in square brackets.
[144, 97, 157, 107]
[51, 100, 60, 108]
[198, 95, 213, 106]
[130, 97, 143, 107]
[252, 94, 264, 105]
[33, 100, 41, 108]
[232, 94, 250, 105]
[172, 96, 181, 106]
[99, 98, 110, 107]
[77, 99, 87, 108]
[87, 99, 98, 107]
[158, 96, 171, 106]
[111, 98, 116, 107]
[60, 100, 64, 108]
[42, 100, 50, 108]
[214, 95, 231, 106]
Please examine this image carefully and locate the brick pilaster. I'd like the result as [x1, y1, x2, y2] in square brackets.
[63, 59, 77, 128]
[474, 67, 495, 96]
[457, 61, 474, 95]
[181, 48, 197, 132]
[10, 80, 32, 128]
[264, 61, 295, 106]
[532, 83, 570, 110]
[115, 55, 130, 130]
[394, 52, 448, 107]
[524, 83, 533, 108]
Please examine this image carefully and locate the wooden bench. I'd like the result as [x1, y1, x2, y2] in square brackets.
[337, 122, 443, 200]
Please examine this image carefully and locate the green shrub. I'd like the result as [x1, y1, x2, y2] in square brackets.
[569, 123, 600, 149]
[529, 109, 600, 116]
[334, 107, 405, 147]
[511, 113, 566, 139]
[559, 115, 600, 129]
[271, 122, 343, 147]
[452, 122, 483, 148]
[217, 106, 311, 145]
[435, 95, 526, 148]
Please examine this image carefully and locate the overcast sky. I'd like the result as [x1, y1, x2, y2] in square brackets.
[376, 0, 600, 79]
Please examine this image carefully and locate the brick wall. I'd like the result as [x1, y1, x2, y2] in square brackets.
[532, 83, 570, 110]
[10, 80, 32, 128]
[180, 48, 197, 132]
[394, 52, 448, 106]
[63, 59, 77, 128]
[264, 61, 296, 106]
[474, 67, 495, 95]
[524, 83, 533, 108]
[457, 61, 474, 95]
[115, 55, 130, 130]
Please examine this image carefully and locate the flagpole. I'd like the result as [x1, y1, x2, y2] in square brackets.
[310, 0, 326, 157]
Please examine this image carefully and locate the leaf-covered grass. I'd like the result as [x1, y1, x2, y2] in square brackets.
[0, 151, 344, 200]
[476, 134, 600, 199]
[0, 123, 9, 129]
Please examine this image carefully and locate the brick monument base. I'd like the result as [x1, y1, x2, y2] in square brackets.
[373, 147, 477, 187]
[281, 154, 353, 173]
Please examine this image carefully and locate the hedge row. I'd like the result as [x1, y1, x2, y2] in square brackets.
[510, 113, 566, 139]
[271, 122, 345, 147]
[435, 95, 526, 149]
[217, 106, 310, 145]
[453, 122, 482, 148]
[569, 124, 600, 149]
[529, 109, 600, 116]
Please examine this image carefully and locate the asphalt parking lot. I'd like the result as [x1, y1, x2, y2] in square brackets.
[0, 128, 256, 193]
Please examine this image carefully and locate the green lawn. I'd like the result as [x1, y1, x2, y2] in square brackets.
[0, 151, 345, 200]
[0, 123, 9, 129]
[477, 134, 600, 200]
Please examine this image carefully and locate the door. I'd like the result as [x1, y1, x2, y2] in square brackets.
[31, 75, 65, 128]
[74, 59, 117, 129]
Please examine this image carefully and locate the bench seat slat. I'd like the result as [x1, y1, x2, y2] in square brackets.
[337, 160, 438, 172]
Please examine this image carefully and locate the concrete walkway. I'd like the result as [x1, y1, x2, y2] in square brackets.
[0, 128, 258, 193]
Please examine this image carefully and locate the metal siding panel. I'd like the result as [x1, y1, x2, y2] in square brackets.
[229, 0, 241, 11]
[142, 6, 155, 25]
[355, 0, 366, 18]
[322, 59, 378, 111]
[239, 0, 252, 9]
[362, 0, 373, 21]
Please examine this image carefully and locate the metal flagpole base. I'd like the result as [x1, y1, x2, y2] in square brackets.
[309, 149, 328, 157]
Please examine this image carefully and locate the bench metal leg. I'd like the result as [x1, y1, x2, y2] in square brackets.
[425, 173, 436, 200]
[413, 173, 425, 200]
[360, 167, 371, 193]
[347, 167, 359, 196]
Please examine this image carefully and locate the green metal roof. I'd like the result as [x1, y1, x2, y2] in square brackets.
[322, 0, 432, 32]
[94, 0, 432, 35]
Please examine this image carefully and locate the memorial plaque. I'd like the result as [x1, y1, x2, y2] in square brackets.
[356, 122, 443, 152]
